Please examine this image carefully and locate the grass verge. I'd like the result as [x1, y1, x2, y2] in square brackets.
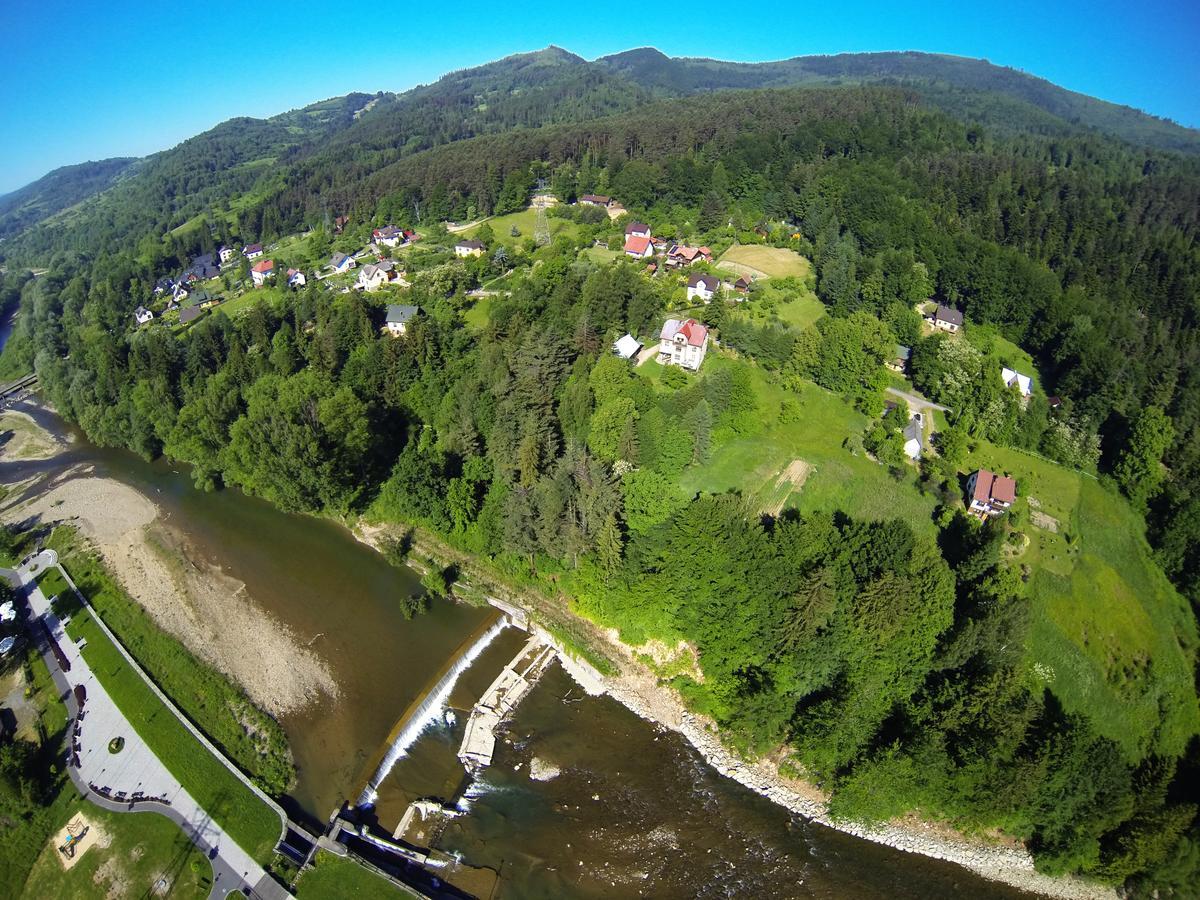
[294, 850, 415, 898]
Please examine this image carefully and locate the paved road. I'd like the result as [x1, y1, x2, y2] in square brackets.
[9, 552, 287, 900]
[885, 385, 950, 415]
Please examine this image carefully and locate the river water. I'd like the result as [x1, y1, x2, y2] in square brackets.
[1, 401, 1038, 899]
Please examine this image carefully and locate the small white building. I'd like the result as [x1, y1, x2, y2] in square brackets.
[623, 235, 654, 259]
[287, 268, 306, 288]
[134, 306, 154, 325]
[385, 304, 419, 337]
[686, 273, 719, 304]
[329, 252, 356, 274]
[931, 304, 963, 333]
[625, 222, 651, 239]
[613, 333, 642, 360]
[219, 246, 236, 264]
[358, 261, 398, 292]
[455, 239, 485, 258]
[1001, 367, 1033, 397]
[903, 415, 924, 460]
[658, 318, 709, 371]
[243, 243, 264, 260]
[251, 259, 275, 287]
[372, 225, 404, 248]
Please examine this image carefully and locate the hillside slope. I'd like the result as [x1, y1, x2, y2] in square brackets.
[0, 157, 136, 240]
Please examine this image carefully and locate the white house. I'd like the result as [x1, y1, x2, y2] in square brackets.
[244, 243, 264, 260]
[250, 259, 275, 287]
[372, 225, 404, 248]
[623, 235, 654, 259]
[385, 304, 419, 337]
[329, 252, 356, 274]
[686, 273, 719, 304]
[658, 318, 709, 371]
[171, 282, 189, 302]
[287, 268, 306, 288]
[967, 468, 1017, 517]
[134, 306, 154, 325]
[579, 194, 612, 207]
[454, 239, 485, 258]
[931, 304, 963, 332]
[1001, 367, 1033, 397]
[219, 246, 236, 264]
[613, 333, 642, 360]
[903, 414, 924, 460]
[625, 222, 651, 239]
[358, 261, 398, 292]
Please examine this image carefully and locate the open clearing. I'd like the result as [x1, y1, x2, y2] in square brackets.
[717, 245, 812, 280]
[462, 207, 579, 247]
[757, 459, 813, 516]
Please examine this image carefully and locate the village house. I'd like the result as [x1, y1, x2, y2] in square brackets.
[154, 276, 174, 295]
[1001, 366, 1033, 398]
[219, 246, 236, 264]
[171, 282, 189, 302]
[329, 252, 356, 274]
[730, 276, 751, 297]
[384, 304, 419, 337]
[244, 243, 264, 260]
[454, 239, 485, 258]
[888, 344, 912, 373]
[250, 259, 276, 287]
[931, 304, 964, 333]
[686, 273, 720, 303]
[579, 194, 612, 208]
[903, 415, 924, 460]
[665, 244, 712, 268]
[287, 268, 306, 288]
[658, 318, 709, 371]
[613, 333, 642, 360]
[133, 306, 154, 325]
[358, 261, 399, 292]
[192, 290, 217, 309]
[372, 225, 405, 248]
[966, 468, 1017, 517]
[625, 222, 651, 239]
[624, 234, 654, 259]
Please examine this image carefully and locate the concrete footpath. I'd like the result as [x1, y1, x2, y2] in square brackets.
[7, 551, 288, 900]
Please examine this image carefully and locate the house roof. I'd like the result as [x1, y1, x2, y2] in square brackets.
[331, 252, 349, 266]
[624, 235, 652, 255]
[613, 333, 642, 359]
[687, 273, 717, 290]
[134, 306, 151, 317]
[1001, 367, 1033, 396]
[663, 318, 707, 347]
[251, 259, 275, 273]
[191, 253, 214, 268]
[244, 243, 263, 254]
[670, 245, 710, 262]
[972, 468, 1017, 505]
[456, 239, 484, 250]
[733, 276, 750, 290]
[386, 304, 418, 324]
[625, 222, 650, 234]
[373, 225, 401, 238]
[580, 194, 610, 204]
[935, 304, 964, 326]
[903, 418, 923, 443]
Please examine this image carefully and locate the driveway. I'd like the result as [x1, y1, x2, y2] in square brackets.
[10, 552, 287, 900]
[885, 385, 950, 416]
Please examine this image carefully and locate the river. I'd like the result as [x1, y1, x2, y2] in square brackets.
[1, 401, 1039, 899]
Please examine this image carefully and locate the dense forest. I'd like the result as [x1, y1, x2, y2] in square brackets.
[2, 55, 1200, 895]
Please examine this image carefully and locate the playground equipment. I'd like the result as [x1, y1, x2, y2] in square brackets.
[58, 822, 88, 860]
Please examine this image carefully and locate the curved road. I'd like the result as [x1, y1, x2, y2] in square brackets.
[6, 552, 288, 899]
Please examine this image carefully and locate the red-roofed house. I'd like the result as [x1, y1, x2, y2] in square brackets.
[666, 244, 713, 268]
[966, 468, 1017, 517]
[658, 318, 709, 370]
[250, 259, 275, 287]
[624, 235, 654, 259]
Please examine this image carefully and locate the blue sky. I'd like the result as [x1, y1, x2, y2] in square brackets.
[1, 0, 1197, 194]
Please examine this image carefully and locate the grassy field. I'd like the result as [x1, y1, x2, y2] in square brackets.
[462, 296, 496, 331]
[677, 356, 938, 535]
[732, 288, 825, 333]
[23, 802, 212, 900]
[582, 246, 621, 264]
[47, 528, 294, 794]
[965, 440, 1199, 761]
[717, 245, 812, 280]
[294, 850, 414, 899]
[462, 208, 578, 247]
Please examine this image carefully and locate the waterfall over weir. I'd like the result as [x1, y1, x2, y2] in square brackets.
[358, 611, 509, 807]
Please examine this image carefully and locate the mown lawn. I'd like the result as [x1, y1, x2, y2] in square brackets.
[462, 296, 495, 332]
[677, 357, 938, 535]
[23, 802, 212, 900]
[582, 246, 621, 264]
[61, 603, 282, 862]
[294, 850, 414, 899]
[717, 244, 812, 279]
[965, 441, 1199, 761]
[462, 208, 578, 247]
[47, 528, 294, 795]
[732, 290, 825, 333]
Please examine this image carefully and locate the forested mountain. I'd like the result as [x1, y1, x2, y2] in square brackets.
[2, 47, 1200, 895]
[0, 157, 136, 240]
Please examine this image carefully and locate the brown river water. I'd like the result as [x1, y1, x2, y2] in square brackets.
[3, 401, 1038, 899]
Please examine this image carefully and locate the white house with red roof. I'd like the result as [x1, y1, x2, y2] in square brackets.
[666, 244, 713, 268]
[966, 468, 1016, 517]
[250, 259, 275, 287]
[624, 234, 654, 259]
[658, 318, 709, 370]
[372, 225, 404, 248]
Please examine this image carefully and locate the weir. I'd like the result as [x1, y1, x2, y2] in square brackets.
[357, 608, 507, 807]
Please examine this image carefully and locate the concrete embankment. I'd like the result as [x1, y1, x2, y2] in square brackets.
[458, 634, 555, 769]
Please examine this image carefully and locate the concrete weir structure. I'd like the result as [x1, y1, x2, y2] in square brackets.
[458, 634, 555, 770]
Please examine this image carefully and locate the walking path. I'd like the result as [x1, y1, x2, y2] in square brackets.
[7, 551, 288, 900]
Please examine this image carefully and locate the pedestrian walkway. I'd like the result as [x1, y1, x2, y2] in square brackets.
[10, 551, 288, 900]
